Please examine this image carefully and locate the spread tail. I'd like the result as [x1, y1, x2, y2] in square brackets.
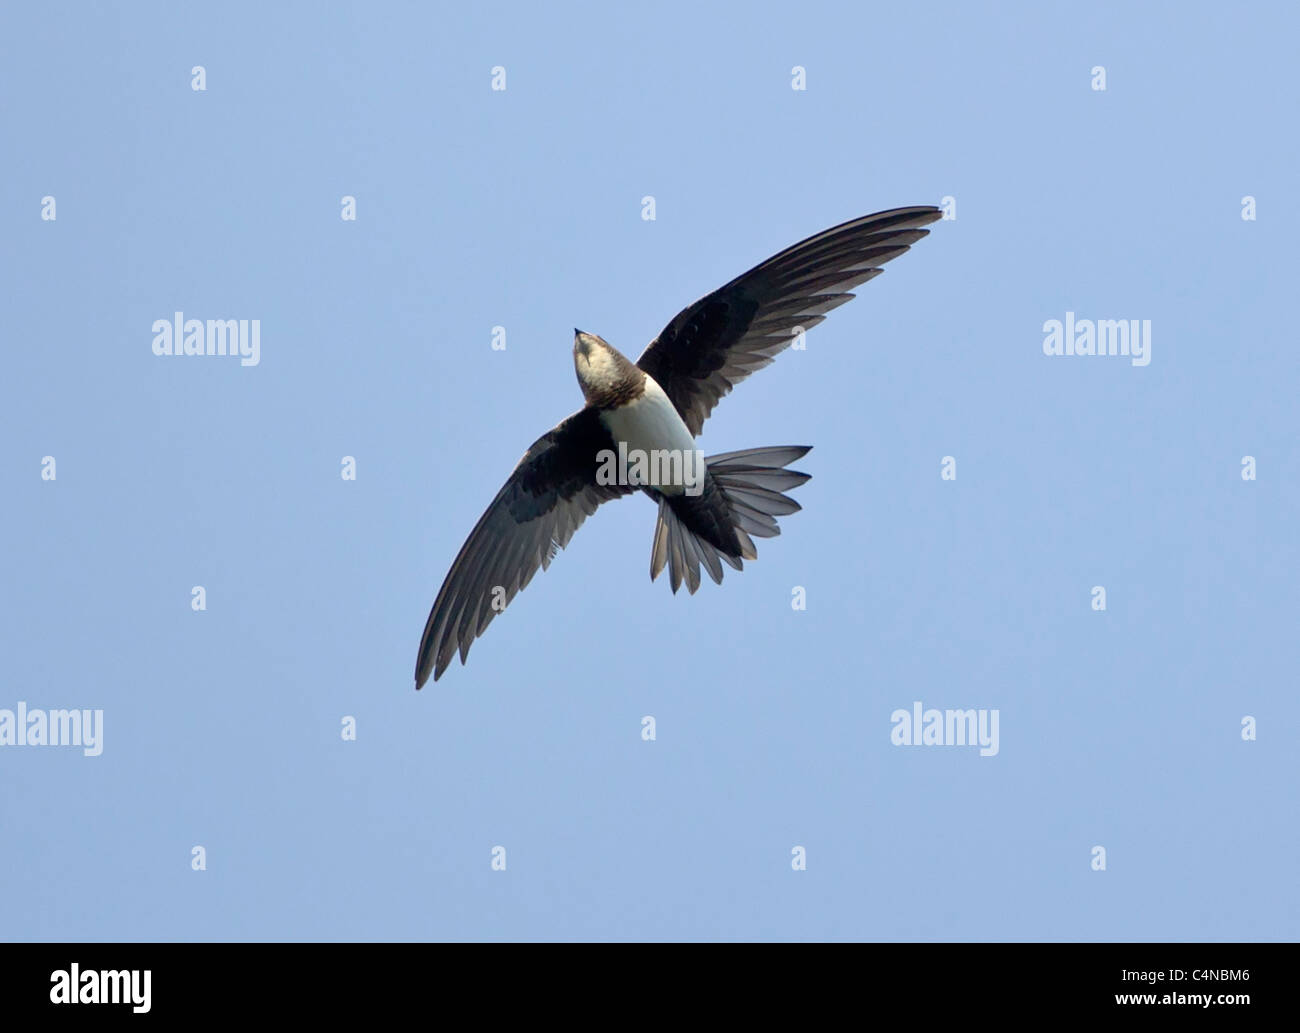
[649, 445, 811, 594]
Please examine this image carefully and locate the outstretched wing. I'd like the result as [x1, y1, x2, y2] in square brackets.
[415, 406, 632, 687]
[636, 206, 942, 436]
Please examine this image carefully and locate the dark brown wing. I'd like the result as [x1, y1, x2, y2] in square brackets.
[636, 206, 942, 436]
[415, 407, 632, 687]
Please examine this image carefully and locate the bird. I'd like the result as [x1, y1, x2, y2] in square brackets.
[415, 205, 942, 687]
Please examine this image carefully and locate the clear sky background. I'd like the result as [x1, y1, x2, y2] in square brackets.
[2, 1, 1296, 942]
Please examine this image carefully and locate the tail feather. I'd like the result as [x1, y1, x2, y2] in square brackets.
[730, 506, 780, 539]
[720, 485, 802, 517]
[649, 445, 811, 594]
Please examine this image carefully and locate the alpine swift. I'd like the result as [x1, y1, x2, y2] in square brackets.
[415, 206, 942, 687]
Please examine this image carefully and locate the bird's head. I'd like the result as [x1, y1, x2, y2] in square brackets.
[573, 329, 640, 407]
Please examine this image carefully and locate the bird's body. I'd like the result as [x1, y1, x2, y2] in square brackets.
[415, 206, 943, 687]
[597, 373, 697, 496]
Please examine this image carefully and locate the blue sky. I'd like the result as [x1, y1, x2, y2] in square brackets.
[1, 1, 1296, 941]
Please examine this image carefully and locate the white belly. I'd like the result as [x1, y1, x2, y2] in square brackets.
[600, 376, 702, 495]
